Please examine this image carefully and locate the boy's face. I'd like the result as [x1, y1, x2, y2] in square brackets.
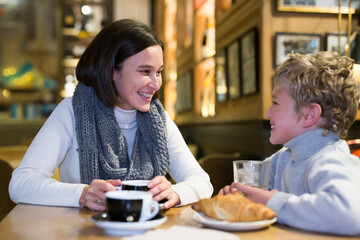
[266, 83, 305, 145]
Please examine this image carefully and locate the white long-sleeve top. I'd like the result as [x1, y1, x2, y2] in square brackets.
[9, 97, 213, 207]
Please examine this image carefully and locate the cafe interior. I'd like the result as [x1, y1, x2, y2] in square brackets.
[1, 0, 360, 239]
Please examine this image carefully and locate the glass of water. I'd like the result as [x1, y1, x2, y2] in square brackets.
[233, 160, 270, 190]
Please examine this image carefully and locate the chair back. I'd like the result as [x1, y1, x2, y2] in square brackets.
[347, 139, 360, 158]
[0, 158, 16, 222]
[198, 153, 243, 196]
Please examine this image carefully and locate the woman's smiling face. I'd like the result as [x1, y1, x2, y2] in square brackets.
[113, 45, 163, 112]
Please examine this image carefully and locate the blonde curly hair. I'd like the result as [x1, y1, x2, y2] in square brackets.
[274, 51, 360, 139]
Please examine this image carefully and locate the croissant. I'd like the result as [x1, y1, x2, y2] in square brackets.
[191, 192, 276, 222]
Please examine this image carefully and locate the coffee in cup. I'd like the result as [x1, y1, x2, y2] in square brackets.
[105, 190, 159, 222]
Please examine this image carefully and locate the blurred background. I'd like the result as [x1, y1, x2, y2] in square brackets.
[1, 0, 360, 160]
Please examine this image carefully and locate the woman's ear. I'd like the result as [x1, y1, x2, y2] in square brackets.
[113, 69, 121, 82]
[302, 103, 322, 128]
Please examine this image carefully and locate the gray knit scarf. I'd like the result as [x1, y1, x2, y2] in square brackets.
[72, 83, 170, 184]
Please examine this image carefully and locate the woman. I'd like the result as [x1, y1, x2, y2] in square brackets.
[9, 19, 213, 211]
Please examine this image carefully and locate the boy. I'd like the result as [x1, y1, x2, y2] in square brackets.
[220, 51, 360, 236]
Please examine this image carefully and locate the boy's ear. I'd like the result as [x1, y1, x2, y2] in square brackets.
[302, 103, 322, 128]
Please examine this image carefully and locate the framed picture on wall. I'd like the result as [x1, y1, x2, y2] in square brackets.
[274, 32, 322, 67]
[240, 28, 258, 96]
[175, 70, 193, 113]
[215, 48, 228, 101]
[175, 74, 183, 113]
[184, 70, 193, 111]
[277, 0, 360, 14]
[326, 32, 348, 56]
[226, 39, 241, 99]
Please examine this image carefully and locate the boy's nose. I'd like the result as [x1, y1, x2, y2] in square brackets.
[265, 109, 271, 119]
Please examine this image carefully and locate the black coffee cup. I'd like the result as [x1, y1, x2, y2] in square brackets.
[105, 190, 159, 222]
[120, 180, 167, 204]
[121, 180, 150, 191]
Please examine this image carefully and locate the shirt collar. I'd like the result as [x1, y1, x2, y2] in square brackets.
[113, 107, 137, 130]
[284, 128, 339, 161]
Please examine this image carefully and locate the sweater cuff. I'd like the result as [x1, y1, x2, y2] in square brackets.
[71, 184, 88, 207]
[267, 191, 291, 222]
[171, 183, 195, 206]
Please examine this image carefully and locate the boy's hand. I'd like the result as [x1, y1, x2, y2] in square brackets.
[218, 184, 239, 195]
[230, 182, 278, 205]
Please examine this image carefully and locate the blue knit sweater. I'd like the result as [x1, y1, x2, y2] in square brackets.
[266, 128, 360, 236]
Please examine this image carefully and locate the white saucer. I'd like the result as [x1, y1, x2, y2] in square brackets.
[91, 212, 167, 236]
[193, 212, 277, 231]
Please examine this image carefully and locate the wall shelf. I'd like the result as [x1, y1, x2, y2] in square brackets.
[62, 59, 79, 68]
[57, 0, 113, 98]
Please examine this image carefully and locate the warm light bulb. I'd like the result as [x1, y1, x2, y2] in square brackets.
[2, 89, 10, 98]
[81, 5, 92, 15]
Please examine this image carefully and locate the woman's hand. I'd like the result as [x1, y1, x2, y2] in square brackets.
[79, 179, 121, 211]
[147, 176, 180, 209]
[220, 182, 278, 205]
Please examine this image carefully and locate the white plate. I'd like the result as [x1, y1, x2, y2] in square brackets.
[193, 212, 277, 231]
[91, 212, 167, 236]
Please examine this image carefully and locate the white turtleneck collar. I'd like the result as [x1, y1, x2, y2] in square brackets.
[113, 106, 137, 130]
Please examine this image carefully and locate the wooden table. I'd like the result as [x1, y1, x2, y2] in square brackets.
[0, 204, 356, 240]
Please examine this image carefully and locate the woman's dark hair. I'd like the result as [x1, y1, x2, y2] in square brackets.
[75, 19, 164, 107]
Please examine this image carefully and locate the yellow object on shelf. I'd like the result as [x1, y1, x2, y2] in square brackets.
[1, 62, 44, 90]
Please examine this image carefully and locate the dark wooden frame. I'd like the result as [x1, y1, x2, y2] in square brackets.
[176, 70, 193, 113]
[226, 39, 241, 99]
[215, 48, 228, 102]
[240, 28, 259, 96]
